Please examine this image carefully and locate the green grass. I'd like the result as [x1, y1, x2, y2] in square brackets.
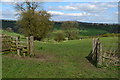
[0, 29, 24, 37]
[2, 36, 119, 78]
[80, 29, 108, 36]
[100, 37, 118, 51]
[1, 29, 119, 78]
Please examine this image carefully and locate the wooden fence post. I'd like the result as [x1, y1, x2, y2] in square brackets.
[16, 36, 20, 56]
[97, 40, 103, 67]
[100, 43, 103, 64]
[26, 37, 29, 55]
[92, 38, 95, 53]
[10, 36, 13, 53]
[30, 36, 34, 56]
[92, 38, 97, 61]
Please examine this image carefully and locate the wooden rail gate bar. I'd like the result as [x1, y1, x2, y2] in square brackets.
[1, 34, 34, 56]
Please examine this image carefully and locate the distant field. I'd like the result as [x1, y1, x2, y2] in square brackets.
[80, 29, 108, 36]
[52, 28, 108, 37]
[0, 29, 24, 37]
[2, 19, 119, 37]
[2, 36, 119, 78]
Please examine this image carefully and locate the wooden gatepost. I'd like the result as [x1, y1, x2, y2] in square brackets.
[88, 38, 103, 67]
[27, 36, 34, 56]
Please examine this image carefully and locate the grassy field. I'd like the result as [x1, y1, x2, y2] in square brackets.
[80, 29, 108, 36]
[0, 29, 24, 37]
[2, 34, 119, 78]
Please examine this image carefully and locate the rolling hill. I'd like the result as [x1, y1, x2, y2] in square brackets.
[1, 19, 119, 36]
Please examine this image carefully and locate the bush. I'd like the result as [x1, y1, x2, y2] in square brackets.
[66, 28, 80, 40]
[54, 32, 65, 42]
[6, 27, 13, 32]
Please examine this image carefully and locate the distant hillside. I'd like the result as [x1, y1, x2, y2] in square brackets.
[1, 20, 119, 35]
[54, 21, 119, 33]
[1, 20, 19, 33]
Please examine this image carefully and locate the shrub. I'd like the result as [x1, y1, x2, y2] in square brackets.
[54, 32, 65, 42]
[6, 27, 13, 32]
[66, 28, 80, 40]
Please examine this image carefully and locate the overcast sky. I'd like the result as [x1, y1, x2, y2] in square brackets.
[0, 0, 119, 24]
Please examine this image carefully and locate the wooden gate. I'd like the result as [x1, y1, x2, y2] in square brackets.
[0, 34, 34, 56]
[88, 38, 119, 67]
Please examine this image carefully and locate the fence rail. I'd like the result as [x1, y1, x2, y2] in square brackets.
[0, 34, 34, 56]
